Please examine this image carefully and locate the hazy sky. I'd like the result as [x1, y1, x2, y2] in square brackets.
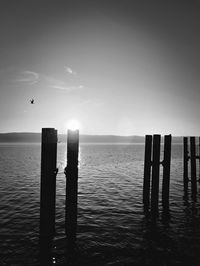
[0, 0, 200, 135]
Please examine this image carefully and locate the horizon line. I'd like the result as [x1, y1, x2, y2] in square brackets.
[0, 132, 191, 137]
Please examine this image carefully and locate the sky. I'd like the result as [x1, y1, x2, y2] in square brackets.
[0, 0, 200, 136]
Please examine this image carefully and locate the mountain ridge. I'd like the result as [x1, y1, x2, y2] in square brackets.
[0, 132, 184, 143]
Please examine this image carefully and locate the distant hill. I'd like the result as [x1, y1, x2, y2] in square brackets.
[79, 135, 145, 143]
[0, 132, 184, 143]
[0, 133, 41, 143]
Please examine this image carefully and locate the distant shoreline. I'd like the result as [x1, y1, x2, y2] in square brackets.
[0, 132, 184, 143]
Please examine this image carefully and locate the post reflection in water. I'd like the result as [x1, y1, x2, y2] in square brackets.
[39, 236, 54, 266]
[2, 143, 200, 265]
[39, 234, 78, 265]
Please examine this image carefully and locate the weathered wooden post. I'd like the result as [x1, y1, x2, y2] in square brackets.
[39, 237, 53, 265]
[162, 135, 172, 208]
[143, 135, 152, 208]
[199, 137, 200, 181]
[40, 128, 57, 237]
[65, 129, 79, 243]
[151, 134, 161, 214]
[190, 137, 197, 197]
[183, 137, 189, 193]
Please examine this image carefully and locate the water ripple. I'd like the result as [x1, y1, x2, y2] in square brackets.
[1, 143, 200, 265]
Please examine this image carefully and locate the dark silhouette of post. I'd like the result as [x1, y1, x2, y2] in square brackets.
[151, 134, 161, 214]
[40, 128, 57, 237]
[143, 135, 152, 208]
[162, 135, 172, 208]
[65, 129, 79, 243]
[39, 237, 53, 265]
[183, 137, 189, 193]
[199, 137, 200, 180]
[190, 137, 197, 197]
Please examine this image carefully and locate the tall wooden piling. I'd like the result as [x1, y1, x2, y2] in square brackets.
[199, 137, 200, 180]
[143, 135, 152, 208]
[151, 134, 161, 214]
[40, 128, 57, 237]
[183, 137, 189, 193]
[65, 129, 79, 243]
[162, 135, 172, 208]
[190, 137, 197, 197]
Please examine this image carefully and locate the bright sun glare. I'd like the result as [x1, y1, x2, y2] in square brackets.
[67, 119, 80, 131]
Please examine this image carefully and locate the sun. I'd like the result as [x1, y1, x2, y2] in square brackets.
[67, 119, 81, 131]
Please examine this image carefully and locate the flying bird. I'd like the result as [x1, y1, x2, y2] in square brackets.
[30, 99, 34, 104]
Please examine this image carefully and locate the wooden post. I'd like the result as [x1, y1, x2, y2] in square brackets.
[151, 134, 161, 214]
[162, 134, 172, 208]
[65, 129, 79, 243]
[39, 237, 52, 265]
[190, 137, 197, 197]
[40, 128, 57, 237]
[183, 137, 188, 193]
[143, 135, 152, 208]
[199, 137, 200, 181]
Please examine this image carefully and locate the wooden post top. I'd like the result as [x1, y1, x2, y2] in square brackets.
[153, 134, 161, 144]
[67, 129, 79, 144]
[42, 128, 57, 143]
[164, 135, 172, 140]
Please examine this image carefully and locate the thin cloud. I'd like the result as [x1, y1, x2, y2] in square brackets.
[51, 84, 72, 91]
[16, 71, 39, 85]
[51, 84, 83, 91]
[78, 85, 84, 89]
[44, 75, 84, 92]
[13, 68, 84, 92]
[64, 66, 77, 75]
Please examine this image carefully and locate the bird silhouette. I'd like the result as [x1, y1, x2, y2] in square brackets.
[30, 99, 34, 104]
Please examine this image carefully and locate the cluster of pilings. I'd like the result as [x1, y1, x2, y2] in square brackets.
[183, 136, 200, 198]
[40, 128, 79, 244]
[143, 134, 172, 214]
[40, 131, 172, 244]
[41, 131, 200, 245]
[38, 132, 200, 262]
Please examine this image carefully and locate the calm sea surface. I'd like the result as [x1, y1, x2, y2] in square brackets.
[0, 143, 200, 265]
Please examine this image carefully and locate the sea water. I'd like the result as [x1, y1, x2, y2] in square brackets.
[0, 143, 200, 265]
